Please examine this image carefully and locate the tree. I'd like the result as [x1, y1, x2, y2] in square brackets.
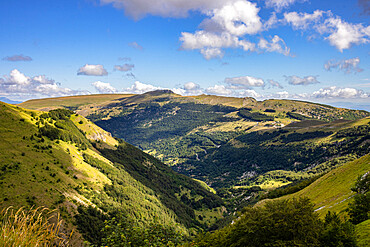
[196, 197, 322, 247]
[348, 172, 370, 224]
[320, 211, 356, 247]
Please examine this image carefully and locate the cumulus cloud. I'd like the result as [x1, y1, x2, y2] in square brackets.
[284, 10, 326, 30]
[315, 17, 370, 52]
[324, 57, 363, 74]
[236, 89, 261, 98]
[92, 81, 117, 93]
[285, 75, 320, 85]
[122, 81, 161, 94]
[173, 82, 204, 95]
[258, 35, 290, 55]
[268, 79, 283, 88]
[200, 0, 262, 36]
[114, 64, 135, 72]
[205, 85, 232, 96]
[312, 86, 368, 99]
[265, 0, 306, 12]
[128, 42, 143, 50]
[100, 0, 237, 19]
[179, 0, 266, 59]
[225, 75, 265, 89]
[2, 54, 32, 62]
[0, 69, 85, 98]
[77, 64, 108, 76]
[274, 91, 290, 98]
[180, 31, 255, 59]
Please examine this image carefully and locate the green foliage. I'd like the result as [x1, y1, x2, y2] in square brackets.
[348, 173, 370, 224]
[38, 111, 90, 150]
[75, 206, 108, 246]
[238, 108, 274, 121]
[320, 212, 357, 247]
[39, 124, 61, 140]
[102, 211, 185, 247]
[287, 111, 311, 120]
[98, 142, 224, 228]
[196, 198, 322, 247]
[95, 102, 237, 148]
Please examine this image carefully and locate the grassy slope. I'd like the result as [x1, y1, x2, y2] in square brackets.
[280, 154, 370, 218]
[0, 102, 225, 243]
[18, 94, 132, 111]
[355, 219, 370, 247]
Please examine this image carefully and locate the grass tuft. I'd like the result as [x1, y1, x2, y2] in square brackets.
[0, 206, 71, 246]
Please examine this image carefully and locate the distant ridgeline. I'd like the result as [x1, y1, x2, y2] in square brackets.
[18, 90, 369, 190]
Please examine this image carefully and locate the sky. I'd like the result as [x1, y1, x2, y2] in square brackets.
[0, 0, 369, 110]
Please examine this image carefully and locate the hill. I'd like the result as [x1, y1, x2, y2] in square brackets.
[19, 91, 369, 191]
[275, 154, 370, 218]
[0, 102, 224, 245]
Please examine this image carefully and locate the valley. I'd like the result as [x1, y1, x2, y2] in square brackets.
[1, 91, 369, 245]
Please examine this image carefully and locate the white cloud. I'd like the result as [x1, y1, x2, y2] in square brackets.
[236, 89, 261, 98]
[92, 81, 117, 93]
[122, 81, 161, 94]
[263, 12, 279, 30]
[180, 31, 255, 59]
[274, 91, 290, 98]
[258, 35, 290, 56]
[2, 54, 32, 62]
[114, 64, 135, 71]
[180, 31, 254, 51]
[205, 85, 232, 96]
[312, 86, 369, 99]
[268, 79, 283, 88]
[200, 48, 224, 60]
[173, 82, 204, 95]
[200, 0, 262, 36]
[265, 0, 306, 12]
[128, 42, 143, 50]
[324, 57, 363, 74]
[0, 69, 85, 98]
[32, 75, 55, 84]
[100, 0, 237, 19]
[285, 75, 320, 85]
[284, 10, 325, 30]
[315, 17, 370, 52]
[77, 64, 108, 76]
[225, 75, 265, 89]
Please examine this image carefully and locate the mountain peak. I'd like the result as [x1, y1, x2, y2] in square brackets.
[143, 90, 176, 96]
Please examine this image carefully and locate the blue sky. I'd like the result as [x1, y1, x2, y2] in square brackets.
[0, 0, 369, 109]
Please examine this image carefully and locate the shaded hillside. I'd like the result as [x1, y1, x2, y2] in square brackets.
[0, 102, 224, 245]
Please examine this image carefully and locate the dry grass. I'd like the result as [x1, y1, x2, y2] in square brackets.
[0, 206, 71, 246]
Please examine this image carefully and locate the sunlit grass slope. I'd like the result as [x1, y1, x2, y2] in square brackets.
[18, 94, 132, 111]
[281, 154, 370, 217]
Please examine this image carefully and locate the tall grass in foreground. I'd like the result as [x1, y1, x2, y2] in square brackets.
[0, 206, 70, 246]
